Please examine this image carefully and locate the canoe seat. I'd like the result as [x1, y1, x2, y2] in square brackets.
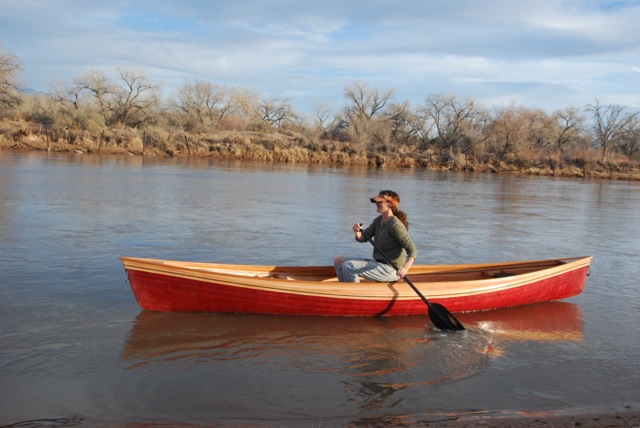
[492, 271, 516, 278]
[481, 271, 517, 279]
[270, 274, 292, 280]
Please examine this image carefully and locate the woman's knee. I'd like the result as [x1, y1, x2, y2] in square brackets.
[333, 255, 345, 266]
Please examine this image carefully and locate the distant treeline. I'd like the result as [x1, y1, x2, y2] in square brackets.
[1, 46, 639, 180]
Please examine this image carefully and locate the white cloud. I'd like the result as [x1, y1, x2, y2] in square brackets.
[1, 0, 639, 114]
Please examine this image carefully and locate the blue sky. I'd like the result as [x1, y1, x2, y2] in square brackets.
[1, 0, 639, 116]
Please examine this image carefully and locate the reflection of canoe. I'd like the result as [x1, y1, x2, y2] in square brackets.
[121, 301, 583, 363]
[121, 312, 428, 362]
[459, 301, 584, 342]
[121, 311, 494, 387]
[120, 256, 592, 316]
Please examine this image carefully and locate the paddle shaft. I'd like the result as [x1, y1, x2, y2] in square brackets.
[360, 229, 465, 330]
[359, 230, 432, 307]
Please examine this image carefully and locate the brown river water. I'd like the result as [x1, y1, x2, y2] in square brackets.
[0, 152, 639, 426]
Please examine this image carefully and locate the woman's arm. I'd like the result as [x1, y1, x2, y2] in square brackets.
[397, 256, 415, 278]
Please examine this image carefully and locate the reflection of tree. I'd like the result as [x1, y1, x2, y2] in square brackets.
[342, 343, 407, 411]
[339, 328, 494, 415]
[352, 380, 406, 411]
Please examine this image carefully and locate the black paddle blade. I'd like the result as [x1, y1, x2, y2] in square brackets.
[359, 229, 465, 331]
[428, 302, 465, 331]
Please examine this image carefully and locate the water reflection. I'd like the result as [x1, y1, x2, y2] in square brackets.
[122, 313, 450, 369]
[460, 301, 584, 343]
[123, 302, 583, 364]
[121, 301, 582, 414]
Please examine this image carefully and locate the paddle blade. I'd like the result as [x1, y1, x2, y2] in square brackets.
[428, 302, 465, 331]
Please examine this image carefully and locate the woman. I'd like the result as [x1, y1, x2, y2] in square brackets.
[334, 190, 417, 283]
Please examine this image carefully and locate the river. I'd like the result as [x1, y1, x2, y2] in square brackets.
[0, 151, 638, 426]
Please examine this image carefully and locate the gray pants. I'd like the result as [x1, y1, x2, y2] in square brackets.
[334, 257, 399, 283]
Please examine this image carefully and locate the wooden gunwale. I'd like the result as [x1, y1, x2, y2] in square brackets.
[120, 256, 592, 301]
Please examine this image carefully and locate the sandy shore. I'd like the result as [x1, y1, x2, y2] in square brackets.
[421, 408, 639, 427]
[1, 410, 639, 427]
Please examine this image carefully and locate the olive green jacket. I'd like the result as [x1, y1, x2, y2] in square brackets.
[357, 216, 417, 268]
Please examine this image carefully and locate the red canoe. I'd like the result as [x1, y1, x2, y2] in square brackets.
[120, 256, 592, 316]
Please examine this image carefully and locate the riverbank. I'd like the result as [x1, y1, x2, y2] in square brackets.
[423, 408, 640, 427]
[5, 409, 638, 427]
[2, 121, 640, 181]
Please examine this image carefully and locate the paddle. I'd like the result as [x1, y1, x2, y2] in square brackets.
[360, 229, 465, 331]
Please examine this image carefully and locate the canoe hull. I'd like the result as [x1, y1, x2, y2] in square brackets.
[121, 256, 592, 316]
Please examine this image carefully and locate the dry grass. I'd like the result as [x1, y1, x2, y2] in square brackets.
[2, 119, 639, 181]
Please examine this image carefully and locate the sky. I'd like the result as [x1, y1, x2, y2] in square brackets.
[1, 0, 639, 117]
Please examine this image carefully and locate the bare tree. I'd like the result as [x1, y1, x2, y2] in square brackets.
[384, 101, 425, 146]
[323, 113, 349, 141]
[72, 68, 159, 128]
[174, 80, 231, 131]
[109, 68, 160, 128]
[587, 99, 638, 163]
[51, 81, 83, 110]
[420, 94, 450, 150]
[311, 101, 333, 131]
[552, 107, 586, 155]
[0, 46, 22, 109]
[420, 94, 488, 155]
[485, 103, 530, 164]
[174, 80, 206, 128]
[311, 101, 345, 141]
[344, 81, 393, 119]
[73, 70, 113, 125]
[46, 81, 87, 128]
[618, 115, 640, 159]
[524, 108, 553, 150]
[228, 87, 260, 130]
[343, 82, 394, 145]
[258, 96, 296, 128]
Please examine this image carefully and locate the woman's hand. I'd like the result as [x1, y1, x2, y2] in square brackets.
[397, 257, 415, 278]
[352, 223, 362, 233]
